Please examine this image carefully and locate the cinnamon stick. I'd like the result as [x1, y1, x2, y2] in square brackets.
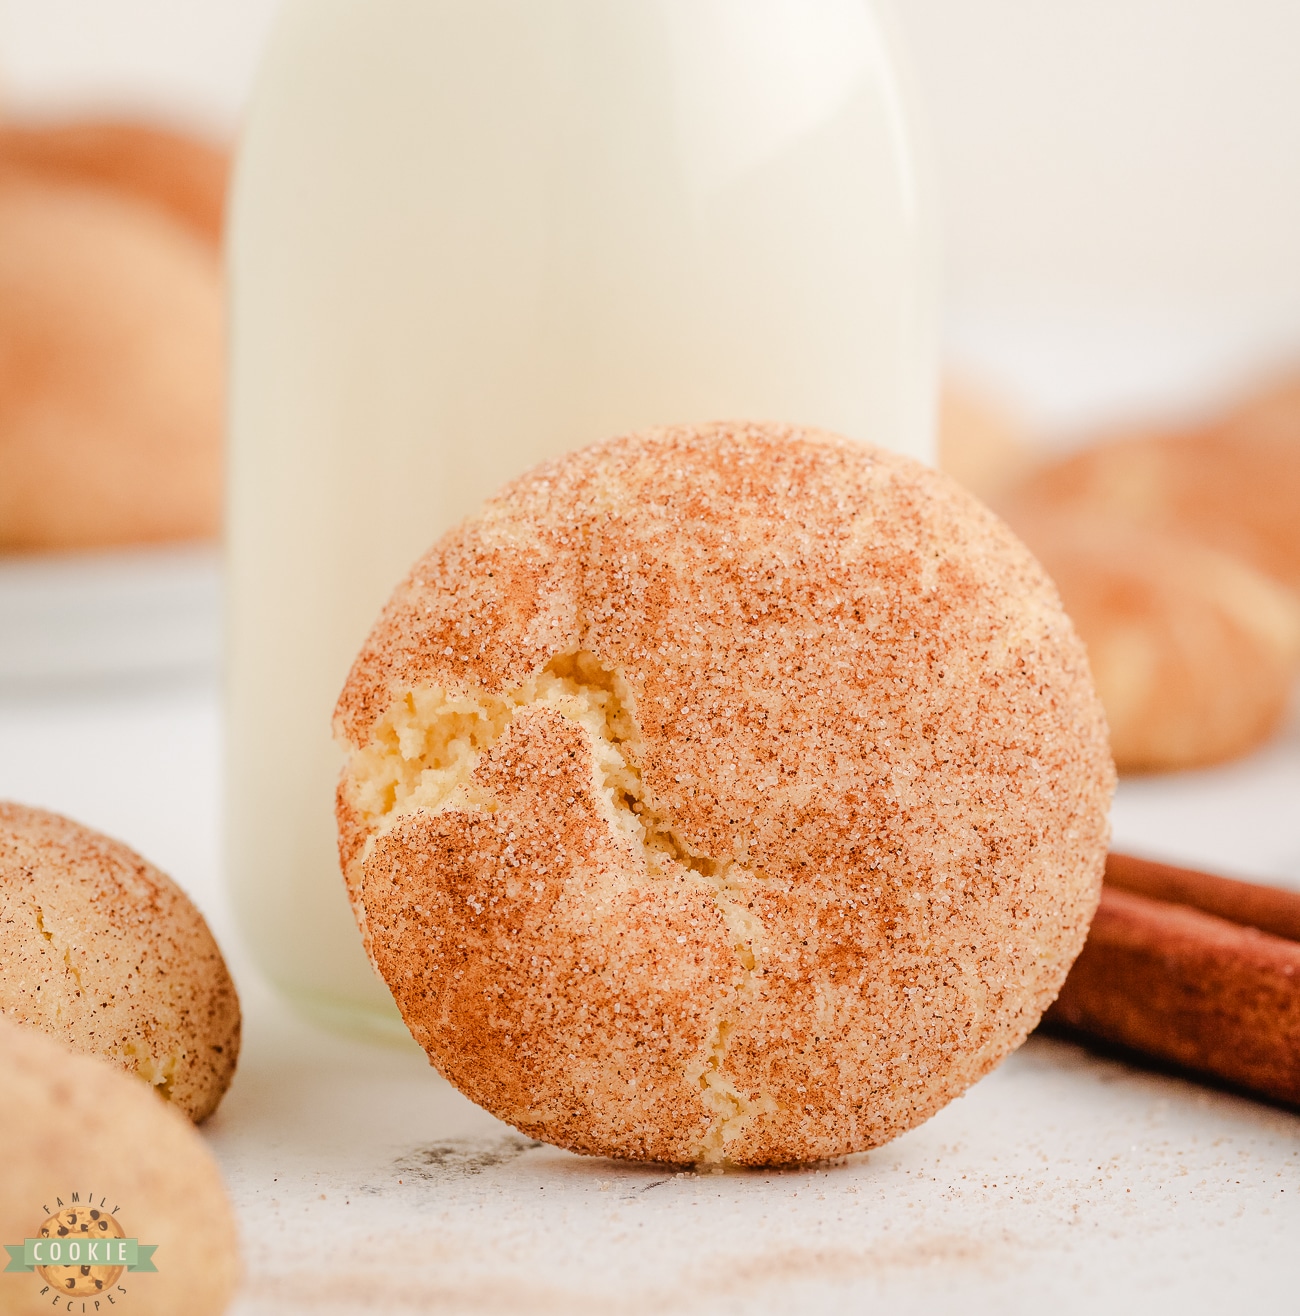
[1104, 851, 1300, 944]
[1045, 855, 1300, 1106]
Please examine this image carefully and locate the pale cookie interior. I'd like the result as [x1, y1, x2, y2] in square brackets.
[344, 650, 777, 1162]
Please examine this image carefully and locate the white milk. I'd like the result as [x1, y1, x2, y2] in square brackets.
[226, 0, 938, 1036]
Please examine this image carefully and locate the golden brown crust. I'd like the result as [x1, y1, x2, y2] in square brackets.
[0, 1016, 239, 1316]
[0, 802, 240, 1123]
[337, 422, 1115, 1165]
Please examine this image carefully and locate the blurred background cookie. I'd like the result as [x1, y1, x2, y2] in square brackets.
[0, 117, 226, 552]
[1009, 372, 1300, 595]
[0, 802, 240, 1123]
[940, 367, 1300, 774]
[0, 1015, 239, 1316]
[938, 374, 1035, 504]
[1002, 511, 1300, 773]
[0, 118, 228, 247]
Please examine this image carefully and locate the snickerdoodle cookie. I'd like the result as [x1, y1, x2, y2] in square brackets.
[1003, 512, 1300, 773]
[1010, 372, 1300, 595]
[336, 423, 1114, 1165]
[0, 165, 222, 550]
[0, 1016, 239, 1316]
[0, 803, 240, 1122]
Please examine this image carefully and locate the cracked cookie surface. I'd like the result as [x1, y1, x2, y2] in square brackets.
[336, 422, 1114, 1165]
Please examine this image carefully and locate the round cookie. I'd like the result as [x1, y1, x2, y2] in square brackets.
[335, 422, 1115, 1166]
[0, 1016, 239, 1316]
[1004, 511, 1300, 773]
[1008, 373, 1300, 595]
[0, 167, 223, 550]
[0, 803, 240, 1123]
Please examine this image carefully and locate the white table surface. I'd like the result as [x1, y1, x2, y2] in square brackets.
[1, 669, 1298, 1314]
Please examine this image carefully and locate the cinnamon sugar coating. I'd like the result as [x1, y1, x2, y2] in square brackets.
[336, 422, 1114, 1165]
[0, 802, 240, 1122]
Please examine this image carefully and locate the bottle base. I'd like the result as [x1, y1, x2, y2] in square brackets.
[280, 984, 422, 1049]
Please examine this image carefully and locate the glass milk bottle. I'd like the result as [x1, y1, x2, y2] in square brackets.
[226, 0, 938, 1038]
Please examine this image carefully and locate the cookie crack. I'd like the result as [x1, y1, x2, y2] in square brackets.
[34, 902, 84, 996]
[115, 1042, 181, 1101]
[344, 650, 780, 1160]
[681, 869, 780, 1165]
